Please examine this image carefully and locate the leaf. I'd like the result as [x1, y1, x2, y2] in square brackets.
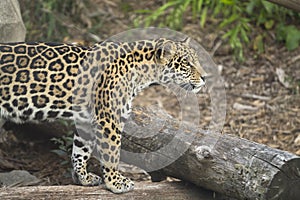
[197, 0, 204, 13]
[135, 9, 153, 14]
[261, 0, 274, 14]
[264, 20, 274, 29]
[240, 27, 249, 43]
[222, 28, 234, 40]
[60, 160, 69, 166]
[275, 23, 286, 41]
[276, 68, 290, 88]
[245, 0, 255, 14]
[230, 25, 239, 42]
[200, 7, 208, 27]
[212, 2, 222, 17]
[220, 14, 238, 28]
[182, 0, 191, 11]
[285, 26, 300, 51]
[51, 149, 68, 157]
[221, 0, 234, 5]
[51, 138, 63, 146]
[253, 34, 264, 53]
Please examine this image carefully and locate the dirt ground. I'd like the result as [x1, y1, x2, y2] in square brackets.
[0, 0, 299, 187]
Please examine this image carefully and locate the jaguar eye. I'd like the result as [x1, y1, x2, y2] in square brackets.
[182, 58, 188, 64]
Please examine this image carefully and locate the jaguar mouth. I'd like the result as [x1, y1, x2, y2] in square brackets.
[179, 82, 202, 93]
[179, 83, 194, 91]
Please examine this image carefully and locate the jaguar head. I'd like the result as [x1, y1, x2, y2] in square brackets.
[155, 38, 207, 93]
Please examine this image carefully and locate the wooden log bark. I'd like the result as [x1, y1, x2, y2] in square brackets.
[120, 107, 300, 200]
[266, 0, 300, 12]
[0, 181, 220, 200]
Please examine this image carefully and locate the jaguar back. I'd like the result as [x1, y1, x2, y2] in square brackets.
[0, 43, 87, 123]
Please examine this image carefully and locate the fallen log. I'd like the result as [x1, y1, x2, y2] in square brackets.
[0, 181, 220, 200]
[2, 107, 299, 199]
[120, 107, 300, 200]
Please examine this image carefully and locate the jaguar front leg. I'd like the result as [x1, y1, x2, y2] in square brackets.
[71, 128, 102, 186]
[93, 117, 134, 193]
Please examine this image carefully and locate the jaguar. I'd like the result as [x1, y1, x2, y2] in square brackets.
[0, 37, 207, 193]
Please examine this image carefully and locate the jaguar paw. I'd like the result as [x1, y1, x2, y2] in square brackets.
[72, 171, 102, 186]
[104, 172, 134, 193]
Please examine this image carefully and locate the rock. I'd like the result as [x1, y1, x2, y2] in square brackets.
[276, 68, 290, 88]
[0, 0, 26, 42]
[0, 0, 26, 134]
[0, 170, 41, 187]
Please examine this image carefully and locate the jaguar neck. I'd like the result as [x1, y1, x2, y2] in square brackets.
[120, 40, 160, 92]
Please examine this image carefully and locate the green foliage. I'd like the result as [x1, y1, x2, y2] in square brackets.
[218, 0, 251, 61]
[135, 0, 205, 29]
[136, 0, 300, 61]
[276, 24, 300, 51]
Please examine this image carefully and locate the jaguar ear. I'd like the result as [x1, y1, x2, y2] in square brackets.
[155, 40, 176, 65]
[181, 37, 191, 45]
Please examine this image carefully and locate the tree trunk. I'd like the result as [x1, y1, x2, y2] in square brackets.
[266, 0, 300, 12]
[120, 107, 300, 200]
[0, 0, 26, 42]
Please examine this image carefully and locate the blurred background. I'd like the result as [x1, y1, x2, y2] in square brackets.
[1, 0, 299, 186]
